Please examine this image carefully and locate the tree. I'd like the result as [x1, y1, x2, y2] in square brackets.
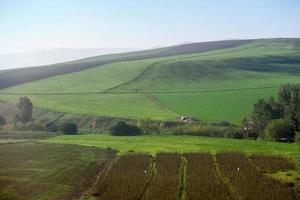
[251, 97, 283, 136]
[247, 84, 300, 142]
[109, 121, 142, 136]
[16, 97, 33, 124]
[278, 84, 300, 131]
[61, 122, 78, 135]
[264, 119, 294, 142]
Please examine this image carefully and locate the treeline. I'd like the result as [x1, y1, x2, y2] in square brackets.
[243, 84, 300, 142]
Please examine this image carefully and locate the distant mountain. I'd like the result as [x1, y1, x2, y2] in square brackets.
[0, 48, 139, 70]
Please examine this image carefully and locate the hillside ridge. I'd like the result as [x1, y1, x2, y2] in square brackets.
[0, 39, 275, 89]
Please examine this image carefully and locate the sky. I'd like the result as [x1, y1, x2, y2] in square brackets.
[0, 0, 300, 55]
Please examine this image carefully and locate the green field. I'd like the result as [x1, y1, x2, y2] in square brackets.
[0, 39, 299, 123]
[45, 134, 300, 160]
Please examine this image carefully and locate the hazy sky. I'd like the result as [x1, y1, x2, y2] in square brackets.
[1, 0, 300, 54]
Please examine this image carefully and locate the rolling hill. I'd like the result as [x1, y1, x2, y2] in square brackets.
[0, 48, 138, 70]
[0, 38, 299, 123]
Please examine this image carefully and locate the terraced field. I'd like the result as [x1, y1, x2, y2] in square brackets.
[0, 38, 300, 123]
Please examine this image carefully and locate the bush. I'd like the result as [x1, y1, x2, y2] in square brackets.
[46, 122, 58, 132]
[225, 127, 244, 139]
[264, 119, 294, 142]
[61, 122, 78, 135]
[0, 116, 6, 126]
[296, 132, 300, 144]
[137, 119, 160, 134]
[214, 120, 231, 127]
[172, 125, 227, 137]
[109, 121, 142, 136]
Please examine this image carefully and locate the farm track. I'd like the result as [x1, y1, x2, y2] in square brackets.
[185, 153, 234, 200]
[80, 158, 117, 200]
[143, 153, 182, 200]
[102, 61, 163, 93]
[95, 154, 151, 200]
[144, 93, 180, 116]
[213, 155, 242, 200]
[179, 156, 187, 200]
[140, 157, 156, 200]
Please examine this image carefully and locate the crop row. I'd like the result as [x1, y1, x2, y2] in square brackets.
[250, 154, 295, 172]
[185, 153, 233, 200]
[143, 153, 182, 200]
[217, 152, 294, 200]
[95, 154, 151, 200]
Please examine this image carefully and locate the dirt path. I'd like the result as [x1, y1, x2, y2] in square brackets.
[79, 157, 117, 200]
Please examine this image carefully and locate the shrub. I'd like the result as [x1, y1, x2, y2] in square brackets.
[46, 122, 58, 132]
[137, 119, 160, 134]
[109, 121, 142, 136]
[296, 132, 300, 144]
[225, 127, 244, 139]
[172, 125, 227, 137]
[27, 121, 45, 131]
[61, 122, 78, 135]
[264, 119, 294, 142]
[0, 116, 6, 126]
[215, 120, 231, 127]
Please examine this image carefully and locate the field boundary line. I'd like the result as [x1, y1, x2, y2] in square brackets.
[47, 113, 66, 124]
[140, 156, 156, 200]
[0, 85, 281, 96]
[80, 157, 118, 200]
[102, 62, 160, 93]
[179, 156, 187, 200]
[213, 155, 243, 200]
[102, 57, 179, 93]
[144, 93, 180, 117]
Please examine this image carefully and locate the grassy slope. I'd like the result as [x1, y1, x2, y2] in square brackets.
[112, 41, 300, 92]
[0, 39, 299, 122]
[155, 88, 279, 122]
[0, 39, 252, 89]
[0, 59, 176, 120]
[46, 135, 300, 160]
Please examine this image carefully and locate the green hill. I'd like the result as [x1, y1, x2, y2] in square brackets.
[0, 38, 299, 123]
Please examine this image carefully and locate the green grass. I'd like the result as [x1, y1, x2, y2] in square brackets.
[0, 39, 299, 123]
[0, 93, 175, 120]
[0, 60, 153, 93]
[46, 134, 300, 159]
[155, 87, 279, 123]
